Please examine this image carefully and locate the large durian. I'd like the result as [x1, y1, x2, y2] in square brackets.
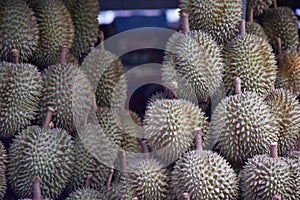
[162, 30, 224, 103]
[260, 7, 299, 52]
[81, 48, 127, 109]
[0, 0, 39, 62]
[0, 142, 6, 199]
[179, 0, 242, 44]
[265, 89, 300, 156]
[172, 150, 239, 199]
[276, 50, 300, 96]
[7, 126, 74, 199]
[247, 0, 273, 16]
[66, 188, 102, 200]
[223, 34, 277, 95]
[30, 0, 74, 69]
[208, 91, 279, 165]
[0, 51, 42, 139]
[246, 22, 268, 41]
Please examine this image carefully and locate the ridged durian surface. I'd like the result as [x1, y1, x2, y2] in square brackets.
[247, 0, 273, 16]
[0, 142, 6, 199]
[66, 188, 102, 200]
[246, 22, 269, 41]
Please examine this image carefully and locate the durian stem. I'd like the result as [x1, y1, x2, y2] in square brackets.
[194, 129, 203, 151]
[234, 77, 242, 94]
[11, 49, 19, 64]
[270, 142, 278, 158]
[93, 94, 98, 112]
[247, 6, 254, 23]
[32, 176, 42, 200]
[272, 194, 281, 200]
[181, 13, 190, 34]
[84, 174, 93, 188]
[118, 149, 127, 172]
[182, 193, 190, 200]
[276, 38, 282, 56]
[106, 168, 114, 188]
[138, 138, 150, 159]
[273, 0, 277, 8]
[239, 0, 247, 35]
[42, 107, 55, 130]
[59, 45, 69, 65]
[169, 81, 178, 99]
[99, 30, 105, 50]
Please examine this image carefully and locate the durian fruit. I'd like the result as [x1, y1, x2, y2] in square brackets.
[66, 188, 102, 200]
[30, 0, 74, 69]
[239, 144, 295, 199]
[71, 123, 118, 191]
[179, 0, 242, 44]
[208, 91, 279, 165]
[7, 126, 74, 199]
[0, 142, 7, 199]
[276, 50, 300, 96]
[63, 0, 100, 57]
[287, 149, 300, 199]
[81, 48, 127, 109]
[223, 34, 277, 95]
[162, 30, 224, 103]
[246, 22, 268, 41]
[0, 0, 39, 62]
[144, 99, 208, 164]
[120, 158, 170, 200]
[264, 89, 300, 156]
[0, 50, 42, 139]
[247, 0, 273, 16]
[260, 7, 299, 52]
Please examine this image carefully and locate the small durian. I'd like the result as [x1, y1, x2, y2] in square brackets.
[0, 0, 39, 62]
[223, 34, 277, 95]
[264, 89, 300, 156]
[246, 22, 268, 41]
[247, 0, 273, 16]
[30, 0, 74, 69]
[7, 125, 74, 199]
[66, 188, 102, 200]
[179, 0, 242, 44]
[260, 7, 299, 52]
[276, 50, 300, 96]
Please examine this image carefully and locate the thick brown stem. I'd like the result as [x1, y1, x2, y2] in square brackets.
[273, 0, 277, 8]
[234, 77, 242, 94]
[183, 193, 190, 200]
[84, 174, 93, 188]
[60, 45, 69, 65]
[270, 142, 278, 158]
[93, 95, 98, 112]
[138, 138, 150, 159]
[105, 168, 114, 188]
[32, 176, 42, 200]
[272, 194, 281, 200]
[181, 13, 190, 34]
[42, 107, 55, 130]
[239, 20, 246, 35]
[118, 150, 126, 172]
[99, 30, 105, 50]
[276, 38, 282, 56]
[247, 6, 254, 23]
[194, 128, 203, 151]
[11, 49, 19, 64]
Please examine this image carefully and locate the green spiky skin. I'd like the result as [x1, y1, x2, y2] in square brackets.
[66, 188, 102, 200]
[71, 123, 118, 191]
[223, 34, 277, 95]
[208, 92, 279, 165]
[247, 0, 273, 16]
[172, 150, 239, 200]
[265, 89, 300, 156]
[39, 63, 93, 133]
[30, 0, 74, 69]
[261, 7, 299, 52]
[240, 154, 296, 199]
[0, 0, 39, 62]
[81, 48, 127, 108]
[7, 126, 74, 199]
[162, 30, 224, 102]
[144, 99, 208, 164]
[179, 0, 242, 44]
[0, 62, 42, 139]
[0, 142, 7, 199]
[276, 50, 300, 96]
[67, 0, 100, 57]
[246, 22, 268, 41]
[121, 159, 169, 200]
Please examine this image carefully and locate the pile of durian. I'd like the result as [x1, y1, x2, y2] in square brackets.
[0, 0, 300, 199]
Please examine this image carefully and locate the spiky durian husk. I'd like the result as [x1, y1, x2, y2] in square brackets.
[162, 30, 224, 103]
[223, 34, 277, 95]
[30, 0, 74, 69]
[71, 123, 118, 190]
[172, 150, 239, 200]
[66, 188, 102, 200]
[0, 0, 39, 62]
[0, 62, 42, 139]
[81, 48, 127, 109]
[39, 63, 94, 133]
[265, 89, 300, 156]
[66, 0, 99, 57]
[208, 92, 279, 165]
[246, 22, 268, 41]
[120, 158, 169, 200]
[239, 154, 295, 199]
[144, 99, 208, 164]
[0, 142, 6, 199]
[247, 0, 273, 16]
[286, 152, 300, 198]
[7, 126, 74, 199]
[276, 50, 300, 96]
[179, 0, 242, 44]
[261, 7, 299, 52]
